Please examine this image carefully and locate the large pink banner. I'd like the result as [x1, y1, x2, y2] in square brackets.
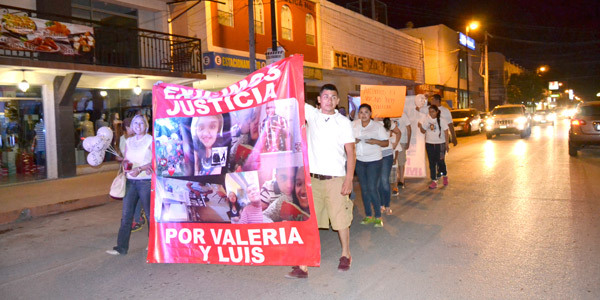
[148, 56, 321, 266]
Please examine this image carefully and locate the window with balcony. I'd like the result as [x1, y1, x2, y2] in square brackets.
[218, 0, 234, 27]
[71, 0, 138, 27]
[281, 5, 292, 41]
[254, 0, 264, 34]
[306, 14, 315, 46]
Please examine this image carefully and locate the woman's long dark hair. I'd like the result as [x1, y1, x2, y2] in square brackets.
[429, 105, 442, 138]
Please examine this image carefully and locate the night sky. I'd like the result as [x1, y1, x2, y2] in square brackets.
[329, 0, 600, 100]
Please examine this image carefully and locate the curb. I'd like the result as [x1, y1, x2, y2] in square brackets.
[0, 194, 113, 225]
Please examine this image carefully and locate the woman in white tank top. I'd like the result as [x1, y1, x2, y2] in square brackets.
[107, 114, 153, 256]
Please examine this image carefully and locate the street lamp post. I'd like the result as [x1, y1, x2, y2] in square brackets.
[465, 21, 478, 108]
[484, 31, 489, 112]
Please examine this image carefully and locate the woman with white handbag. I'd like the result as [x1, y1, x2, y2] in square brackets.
[106, 114, 153, 255]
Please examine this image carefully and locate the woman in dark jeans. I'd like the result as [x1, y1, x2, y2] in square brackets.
[352, 104, 389, 228]
[107, 114, 153, 255]
[418, 105, 449, 189]
[378, 118, 396, 215]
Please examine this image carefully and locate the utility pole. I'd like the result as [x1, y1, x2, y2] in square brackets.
[465, 42, 470, 108]
[270, 0, 277, 50]
[457, 50, 461, 108]
[484, 31, 489, 112]
[248, 0, 256, 72]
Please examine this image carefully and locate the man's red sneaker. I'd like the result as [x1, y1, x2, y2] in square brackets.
[338, 256, 352, 272]
[285, 266, 308, 279]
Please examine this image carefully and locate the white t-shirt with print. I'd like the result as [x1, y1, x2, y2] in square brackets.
[352, 119, 389, 162]
[393, 114, 412, 146]
[305, 104, 355, 177]
[418, 105, 453, 126]
[377, 120, 396, 153]
[420, 115, 449, 144]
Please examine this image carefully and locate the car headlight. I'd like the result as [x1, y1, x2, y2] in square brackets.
[515, 117, 527, 124]
[486, 118, 495, 125]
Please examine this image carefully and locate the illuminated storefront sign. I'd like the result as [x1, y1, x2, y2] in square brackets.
[202, 52, 266, 71]
[333, 50, 417, 81]
[459, 32, 476, 50]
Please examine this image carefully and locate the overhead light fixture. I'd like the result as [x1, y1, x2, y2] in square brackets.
[100, 90, 108, 97]
[133, 77, 142, 95]
[18, 70, 29, 92]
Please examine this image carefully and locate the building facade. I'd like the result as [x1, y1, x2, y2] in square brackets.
[487, 52, 525, 109]
[169, 0, 424, 107]
[0, 0, 205, 185]
[402, 24, 484, 110]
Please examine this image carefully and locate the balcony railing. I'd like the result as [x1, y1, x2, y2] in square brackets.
[0, 4, 202, 74]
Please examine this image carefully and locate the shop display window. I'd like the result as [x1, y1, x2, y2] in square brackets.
[72, 88, 152, 166]
[0, 86, 46, 186]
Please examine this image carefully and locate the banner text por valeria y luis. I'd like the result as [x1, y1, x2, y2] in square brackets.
[162, 67, 282, 117]
[165, 227, 304, 264]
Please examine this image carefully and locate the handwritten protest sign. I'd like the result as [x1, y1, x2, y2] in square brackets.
[359, 85, 406, 118]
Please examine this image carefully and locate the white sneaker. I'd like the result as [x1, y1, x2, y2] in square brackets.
[106, 249, 120, 255]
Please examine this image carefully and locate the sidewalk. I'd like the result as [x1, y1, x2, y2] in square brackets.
[0, 171, 117, 225]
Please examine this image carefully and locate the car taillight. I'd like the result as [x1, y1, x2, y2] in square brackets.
[571, 119, 586, 126]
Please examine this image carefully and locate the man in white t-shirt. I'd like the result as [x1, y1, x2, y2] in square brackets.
[285, 84, 356, 279]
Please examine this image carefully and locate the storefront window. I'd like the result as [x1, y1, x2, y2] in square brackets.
[72, 88, 152, 165]
[0, 86, 46, 186]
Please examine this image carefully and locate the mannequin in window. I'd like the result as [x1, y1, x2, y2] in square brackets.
[95, 113, 109, 132]
[80, 113, 94, 138]
[32, 119, 46, 167]
[112, 112, 123, 150]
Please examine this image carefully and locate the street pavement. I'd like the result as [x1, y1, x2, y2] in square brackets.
[1, 119, 599, 299]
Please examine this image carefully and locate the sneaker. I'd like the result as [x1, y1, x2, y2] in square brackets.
[384, 207, 393, 215]
[428, 181, 438, 189]
[360, 217, 375, 225]
[106, 249, 121, 255]
[373, 218, 384, 227]
[380, 206, 386, 213]
[131, 222, 143, 232]
[285, 266, 308, 279]
[392, 187, 399, 195]
[140, 211, 147, 226]
[338, 256, 352, 272]
[398, 182, 405, 189]
[443, 176, 449, 186]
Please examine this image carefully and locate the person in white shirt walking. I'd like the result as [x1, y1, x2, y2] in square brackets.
[353, 104, 389, 227]
[418, 105, 449, 189]
[391, 114, 411, 191]
[285, 84, 356, 279]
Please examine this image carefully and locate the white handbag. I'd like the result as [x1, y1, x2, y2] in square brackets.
[109, 168, 126, 199]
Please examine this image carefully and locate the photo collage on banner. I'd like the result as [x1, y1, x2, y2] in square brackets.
[149, 56, 320, 266]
